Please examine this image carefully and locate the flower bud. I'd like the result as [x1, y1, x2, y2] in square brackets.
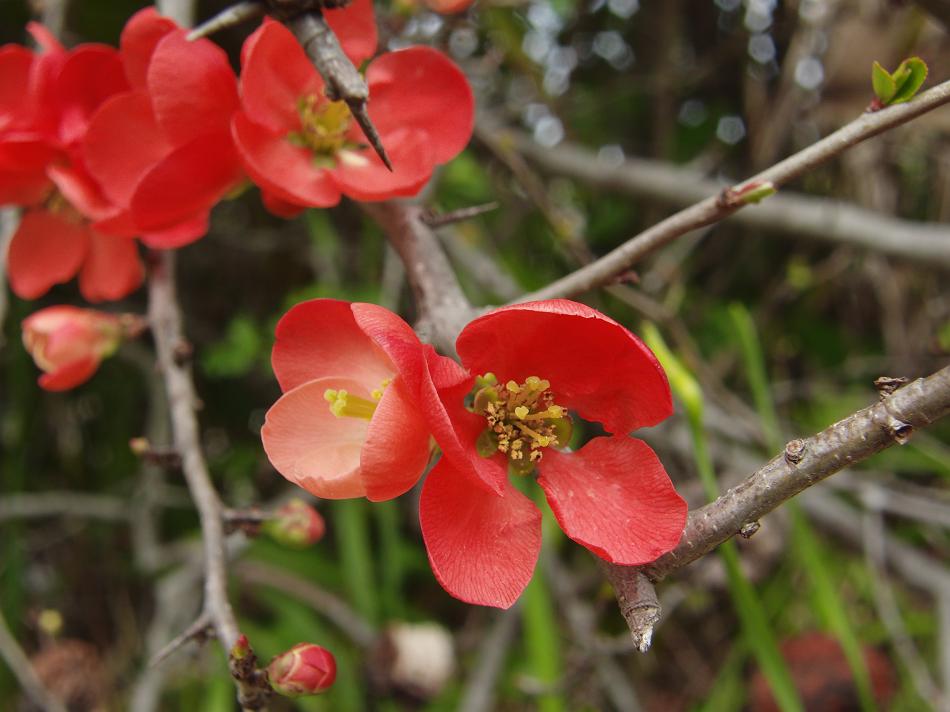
[22, 306, 142, 391]
[264, 499, 325, 548]
[267, 643, 336, 697]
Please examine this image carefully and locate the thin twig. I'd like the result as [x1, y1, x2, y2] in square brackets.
[235, 561, 377, 648]
[637, 364, 950, 583]
[147, 251, 268, 709]
[0, 606, 67, 712]
[511, 78, 950, 302]
[186, 1, 264, 40]
[458, 605, 522, 712]
[149, 613, 213, 668]
[421, 202, 500, 228]
[0, 492, 127, 523]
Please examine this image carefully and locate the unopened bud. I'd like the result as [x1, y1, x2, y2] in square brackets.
[231, 634, 252, 661]
[264, 499, 325, 548]
[267, 643, 336, 697]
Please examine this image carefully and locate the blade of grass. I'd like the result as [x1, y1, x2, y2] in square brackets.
[333, 499, 379, 625]
[374, 500, 405, 619]
[728, 303, 876, 712]
[643, 322, 803, 712]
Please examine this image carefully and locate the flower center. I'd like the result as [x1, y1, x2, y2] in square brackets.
[472, 373, 572, 476]
[289, 94, 358, 166]
[324, 379, 391, 421]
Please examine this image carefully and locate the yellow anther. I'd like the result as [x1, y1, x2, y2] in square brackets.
[506, 380, 521, 393]
[324, 388, 377, 420]
[514, 405, 530, 420]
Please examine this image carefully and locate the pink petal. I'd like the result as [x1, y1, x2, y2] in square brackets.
[77, 230, 144, 302]
[456, 299, 673, 434]
[331, 127, 436, 202]
[232, 111, 341, 208]
[324, 0, 378, 66]
[129, 131, 241, 230]
[148, 30, 239, 144]
[82, 91, 170, 207]
[420, 458, 541, 608]
[365, 47, 473, 165]
[7, 211, 88, 299]
[47, 163, 114, 221]
[360, 377, 433, 501]
[38, 356, 100, 391]
[262, 377, 370, 499]
[238, 21, 321, 134]
[538, 437, 687, 564]
[271, 299, 394, 393]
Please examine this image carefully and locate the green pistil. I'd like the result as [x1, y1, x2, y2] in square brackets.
[288, 94, 353, 160]
[471, 374, 572, 475]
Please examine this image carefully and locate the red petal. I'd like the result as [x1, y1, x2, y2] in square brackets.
[538, 437, 686, 564]
[261, 190, 306, 218]
[0, 46, 34, 128]
[238, 21, 321, 134]
[360, 377, 432, 501]
[7, 211, 88, 299]
[365, 47, 473, 165]
[77, 230, 143, 302]
[53, 45, 128, 146]
[148, 30, 239, 144]
[272, 299, 394, 393]
[420, 458, 541, 608]
[262, 377, 370, 499]
[120, 7, 177, 91]
[47, 163, 114, 221]
[0, 138, 56, 205]
[82, 91, 170, 207]
[232, 111, 341, 208]
[38, 356, 99, 391]
[138, 212, 210, 249]
[332, 128, 436, 201]
[129, 131, 241, 230]
[456, 300, 673, 434]
[324, 0, 378, 66]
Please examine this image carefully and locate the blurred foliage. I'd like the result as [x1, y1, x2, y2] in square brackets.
[2, 0, 950, 710]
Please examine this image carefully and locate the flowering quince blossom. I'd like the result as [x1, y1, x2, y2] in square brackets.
[261, 299, 444, 501]
[22, 305, 142, 391]
[81, 8, 244, 249]
[418, 299, 688, 608]
[232, 0, 474, 216]
[1, 24, 145, 302]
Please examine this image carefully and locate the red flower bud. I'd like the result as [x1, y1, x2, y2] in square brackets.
[22, 306, 137, 390]
[267, 643, 336, 697]
[265, 499, 326, 548]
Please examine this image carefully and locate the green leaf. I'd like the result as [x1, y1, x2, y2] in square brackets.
[871, 61, 897, 103]
[890, 57, 928, 104]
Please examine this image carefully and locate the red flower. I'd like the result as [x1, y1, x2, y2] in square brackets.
[261, 299, 439, 501]
[81, 8, 243, 248]
[232, 7, 473, 213]
[1, 24, 145, 302]
[419, 300, 687, 608]
[22, 305, 142, 391]
[266, 643, 336, 697]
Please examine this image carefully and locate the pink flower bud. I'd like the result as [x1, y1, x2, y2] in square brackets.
[267, 643, 336, 697]
[21, 306, 135, 391]
[265, 499, 326, 548]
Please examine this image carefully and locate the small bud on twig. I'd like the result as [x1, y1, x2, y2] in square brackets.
[267, 642, 336, 697]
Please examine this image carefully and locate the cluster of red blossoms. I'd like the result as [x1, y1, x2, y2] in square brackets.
[3, 5, 473, 388]
[263, 298, 688, 608]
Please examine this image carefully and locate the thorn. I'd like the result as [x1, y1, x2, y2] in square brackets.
[347, 100, 392, 171]
[421, 201, 499, 227]
[187, 1, 266, 41]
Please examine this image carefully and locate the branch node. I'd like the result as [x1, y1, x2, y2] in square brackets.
[874, 375, 910, 397]
[884, 415, 914, 444]
[172, 340, 194, 366]
[739, 520, 761, 538]
[228, 634, 274, 709]
[603, 567, 660, 653]
[129, 437, 183, 469]
[784, 438, 807, 464]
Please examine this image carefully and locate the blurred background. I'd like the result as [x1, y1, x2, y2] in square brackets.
[1, 0, 949, 709]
